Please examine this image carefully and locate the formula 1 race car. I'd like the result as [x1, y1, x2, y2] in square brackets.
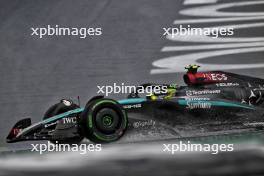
[6, 65, 264, 144]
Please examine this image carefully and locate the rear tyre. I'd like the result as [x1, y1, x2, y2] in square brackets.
[81, 98, 128, 143]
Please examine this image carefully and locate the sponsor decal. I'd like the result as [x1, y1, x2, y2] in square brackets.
[185, 97, 210, 101]
[186, 89, 221, 96]
[123, 104, 142, 109]
[62, 117, 77, 124]
[203, 73, 228, 81]
[216, 82, 239, 87]
[132, 120, 156, 128]
[186, 101, 212, 109]
[11, 128, 21, 136]
[44, 122, 57, 128]
[249, 90, 256, 99]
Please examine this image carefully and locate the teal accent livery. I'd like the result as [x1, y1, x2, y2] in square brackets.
[42, 108, 84, 124]
[118, 98, 146, 105]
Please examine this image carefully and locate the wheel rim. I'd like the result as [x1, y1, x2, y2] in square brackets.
[102, 115, 113, 126]
[95, 108, 120, 134]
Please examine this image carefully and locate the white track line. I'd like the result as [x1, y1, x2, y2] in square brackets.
[161, 42, 264, 52]
[184, 0, 218, 5]
[180, 1, 264, 17]
[151, 47, 264, 74]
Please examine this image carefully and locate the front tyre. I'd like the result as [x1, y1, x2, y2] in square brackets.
[81, 98, 128, 143]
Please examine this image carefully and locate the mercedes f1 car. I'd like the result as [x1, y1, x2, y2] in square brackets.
[6, 65, 264, 144]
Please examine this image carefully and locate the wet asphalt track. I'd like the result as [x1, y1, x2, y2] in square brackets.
[1, 142, 264, 176]
[1, 0, 264, 175]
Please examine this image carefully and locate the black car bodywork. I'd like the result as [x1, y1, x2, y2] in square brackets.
[6, 70, 264, 144]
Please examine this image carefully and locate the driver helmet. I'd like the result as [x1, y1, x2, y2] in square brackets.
[185, 64, 200, 74]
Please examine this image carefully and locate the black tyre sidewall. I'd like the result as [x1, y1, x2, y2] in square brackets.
[81, 99, 127, 143]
